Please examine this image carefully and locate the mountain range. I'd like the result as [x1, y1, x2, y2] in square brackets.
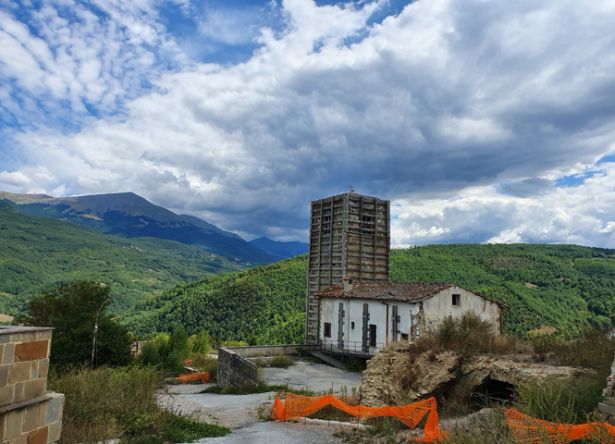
[0, 191, 307, 264]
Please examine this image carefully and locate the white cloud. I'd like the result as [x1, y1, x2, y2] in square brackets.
[0, 0, 186, 127]
[2, 0, 615, 246]
[391, 163, 615, 248]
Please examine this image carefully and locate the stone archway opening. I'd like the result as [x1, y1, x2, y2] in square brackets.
[469, 378, 516, 408]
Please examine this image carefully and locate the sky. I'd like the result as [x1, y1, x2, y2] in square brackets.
[1, 0, 615, 247]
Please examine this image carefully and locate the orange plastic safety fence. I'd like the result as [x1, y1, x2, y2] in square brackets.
[272, 394, 443, 442]
[176, 371, 209, 384]
[505, 408, 615, 444]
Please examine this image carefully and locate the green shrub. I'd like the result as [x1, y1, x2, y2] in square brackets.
[140, 342, 162, 367]
[121, 411, 228, 444]
[219, 340, 249, 347]
[269, 356, 293, 368]
[516, 376, 605, 423]
[189, 331, 210, 355]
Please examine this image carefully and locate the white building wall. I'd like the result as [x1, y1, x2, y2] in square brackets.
[318, 287, 503, 354]
[319, 298, 418, 354]
[421, 286, 502, 334]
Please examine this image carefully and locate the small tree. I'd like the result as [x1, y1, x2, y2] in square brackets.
[165, 325, 188, 372]
[189, 330, 210, 355]
[21, 281, 132, 368]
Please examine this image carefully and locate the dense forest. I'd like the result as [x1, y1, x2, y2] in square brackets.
[132, 244, 615, 342]
[126, 257, 307, 341]
[0, 202, 240, 317]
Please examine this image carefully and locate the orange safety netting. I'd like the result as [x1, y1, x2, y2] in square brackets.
[505, 408, 615, 444]
[176, 371, 209, 384]
[272, 393, 443, 443]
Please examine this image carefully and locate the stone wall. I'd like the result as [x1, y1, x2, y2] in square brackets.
[598, 356, 615, 424]
[0, 326, 64, 444]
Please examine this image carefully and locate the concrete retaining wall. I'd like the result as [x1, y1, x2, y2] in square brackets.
[217, 347, 259, 387]
[0, 326, 64, 444]
[217, 345, 316, 387]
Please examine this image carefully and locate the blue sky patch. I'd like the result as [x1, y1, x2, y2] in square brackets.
[555, 171, 598, 188]
[597, 154, 615, 164]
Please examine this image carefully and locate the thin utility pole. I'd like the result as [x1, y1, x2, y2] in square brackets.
[91, 297, 109, 368]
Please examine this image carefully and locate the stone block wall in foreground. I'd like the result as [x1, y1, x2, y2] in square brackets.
[0, 326, 64, 444]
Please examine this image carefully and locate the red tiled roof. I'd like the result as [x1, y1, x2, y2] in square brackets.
[315, 282, 454, 303]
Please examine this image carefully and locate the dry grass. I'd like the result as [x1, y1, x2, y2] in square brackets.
[530, 329, 615, 373]
[190, 353, 219, 381]
[441, 409, 515, 444]
[50, 366, 160, 443]
[50, 366, 228, 443]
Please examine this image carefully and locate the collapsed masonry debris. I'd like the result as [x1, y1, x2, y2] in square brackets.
[360, 342, 591, 407]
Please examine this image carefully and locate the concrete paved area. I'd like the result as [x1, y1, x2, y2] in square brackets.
[160, 360, 361, 443]
[261, 359, 362, 393]
[190, 421, 343, 443]
[158, 385, 273, 428]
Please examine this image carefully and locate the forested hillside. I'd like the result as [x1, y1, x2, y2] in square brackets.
[135, 244, 615, 342]
[0, 202, 241, 318]
[127, 257, 307, 341]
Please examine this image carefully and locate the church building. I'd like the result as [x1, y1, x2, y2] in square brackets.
[306, 192, 505, 356]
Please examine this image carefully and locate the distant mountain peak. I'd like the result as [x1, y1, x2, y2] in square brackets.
[0, 189, 279, 264]
[249, 236, 308, 259]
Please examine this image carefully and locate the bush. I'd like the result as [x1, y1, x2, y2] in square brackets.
[516, 376, 605, 424]
[140, 342, 162, 367]
[141, 327, 209, 372]
[50, 366, 229, 444]
[189, 331, 210, 355]
[269, 356, 293, 368]
[406, 312, 527, 359]
[433, 313, 511, 357]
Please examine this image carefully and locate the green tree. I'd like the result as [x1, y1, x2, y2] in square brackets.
[21, 281, 132, 367]
[166, 325, 189, 372]
[188, 330, 210, 355]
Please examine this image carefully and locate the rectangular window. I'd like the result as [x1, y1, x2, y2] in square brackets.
[401, 333, 409, 341]
[324, 322, 331, 338]
[452, 294, 461, 306]
[369, 324, 377, 347]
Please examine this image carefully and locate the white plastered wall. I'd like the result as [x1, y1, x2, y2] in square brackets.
[421, 286, 503, 334]
[318, 287, 503, 354]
